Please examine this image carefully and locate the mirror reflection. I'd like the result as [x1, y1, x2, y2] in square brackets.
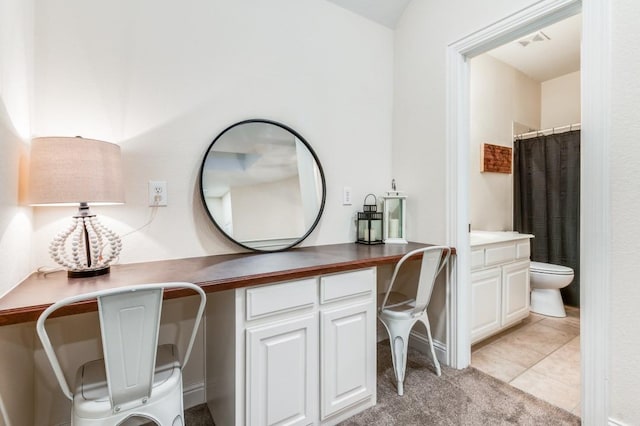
[199, 119, 326, 251]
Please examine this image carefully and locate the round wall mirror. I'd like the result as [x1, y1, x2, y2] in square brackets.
[199, 119, 326, 251]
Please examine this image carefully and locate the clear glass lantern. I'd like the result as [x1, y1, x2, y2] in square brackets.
[382, 189, 407, 244]
[356, 194, 383, 245]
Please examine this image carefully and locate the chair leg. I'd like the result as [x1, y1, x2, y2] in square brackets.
[419, 315, 441, 376]
[380, 317, 415, 396]
[392, 335, 409, 396]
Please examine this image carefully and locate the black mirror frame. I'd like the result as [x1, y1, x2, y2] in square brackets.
[198, 119, 327, 252]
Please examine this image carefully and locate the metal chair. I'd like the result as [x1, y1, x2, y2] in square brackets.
[36, 282, 206, 425]
[378, 246, 451, 396]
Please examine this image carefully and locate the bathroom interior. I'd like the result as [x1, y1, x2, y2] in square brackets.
[468, 13, 582, 415]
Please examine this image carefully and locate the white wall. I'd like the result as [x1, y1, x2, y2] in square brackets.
[0, 1, 35, 424]
[31, 0, 394, 268]
[610, 1, 640, 423]
[469, 54, 541, 231]
[0, 0, 34, 297]
[541, 71, 581, 128]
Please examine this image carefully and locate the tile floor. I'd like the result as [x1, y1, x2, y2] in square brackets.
[471, 306, 581, 416]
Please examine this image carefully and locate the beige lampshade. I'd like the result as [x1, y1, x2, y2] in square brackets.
[29, 137, 125, 206]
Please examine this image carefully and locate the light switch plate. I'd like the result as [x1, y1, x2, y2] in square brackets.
[343, 187, 352, 205]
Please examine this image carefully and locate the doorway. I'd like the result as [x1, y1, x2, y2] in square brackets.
[467, 14, 581, 413]
[445, 0, 611, 424]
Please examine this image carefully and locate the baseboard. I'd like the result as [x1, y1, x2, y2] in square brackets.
[376, 326, 448, 365]
[408, 331, 447, 364]
[320, 395, 375, 425]
[183, 381, 206, 409]
[609, 418, 629, 426]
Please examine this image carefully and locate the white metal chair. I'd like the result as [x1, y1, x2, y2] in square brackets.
[36, 282, 206, 426]
[378, 246, 451, 396]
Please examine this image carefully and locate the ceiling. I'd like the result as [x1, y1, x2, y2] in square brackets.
[325, 0, 411, 29]
[486, 14, 581, 82]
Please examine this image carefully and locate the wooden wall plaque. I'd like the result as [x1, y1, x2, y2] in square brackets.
[481, 143, 512, 174]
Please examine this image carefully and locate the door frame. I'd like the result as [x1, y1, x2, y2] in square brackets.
[445, 0, 610, 423]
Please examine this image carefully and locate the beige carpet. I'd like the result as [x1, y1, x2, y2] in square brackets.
[185, 341, 580, 425]
[340, 341, 581, 425]
[184, 404, 215, 425]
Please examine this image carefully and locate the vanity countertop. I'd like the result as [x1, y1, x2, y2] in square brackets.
[470, 231, 534, 247]
[0, 242, 455, 326]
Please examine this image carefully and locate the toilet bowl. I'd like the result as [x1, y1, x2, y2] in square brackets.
[529, 261, 574, 317]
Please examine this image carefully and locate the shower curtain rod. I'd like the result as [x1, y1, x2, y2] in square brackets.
[514, 122, 581, 140]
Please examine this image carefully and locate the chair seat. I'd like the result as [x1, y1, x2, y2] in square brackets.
[74, 344, 181, 419]
[378, 291, 416, 316]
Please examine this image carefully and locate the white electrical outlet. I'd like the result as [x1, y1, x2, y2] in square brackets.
[343, 187, 352, 205]
[148, 181, 168, 206]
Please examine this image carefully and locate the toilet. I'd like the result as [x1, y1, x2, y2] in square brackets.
[529, 261, 574, 317]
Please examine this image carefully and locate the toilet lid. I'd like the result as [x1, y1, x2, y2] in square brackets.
[530, 261, 574, 275]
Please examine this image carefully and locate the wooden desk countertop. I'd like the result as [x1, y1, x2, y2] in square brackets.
[0, 242, 454, 326]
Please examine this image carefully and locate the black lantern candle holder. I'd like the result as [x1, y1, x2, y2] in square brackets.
[356, 194, 383, 245]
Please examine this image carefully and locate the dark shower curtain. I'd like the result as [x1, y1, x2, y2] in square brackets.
[513, 130, 580, 307]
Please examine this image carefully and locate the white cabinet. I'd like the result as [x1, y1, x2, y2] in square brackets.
[470, 267, 502, 342]
[246, 314, 318, 426]
[207, 268, 376, 426]
[501, 260, 531, 327]
[320, 302, 375, 420]
[471, 239, 531, 344]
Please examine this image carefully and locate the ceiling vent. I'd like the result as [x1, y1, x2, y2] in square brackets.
[517, 31, 551, 47]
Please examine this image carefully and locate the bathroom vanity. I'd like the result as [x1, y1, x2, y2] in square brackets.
[470, 232, 534, 344]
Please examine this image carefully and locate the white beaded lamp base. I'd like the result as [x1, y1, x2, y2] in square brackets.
[49, 204, 122, 278]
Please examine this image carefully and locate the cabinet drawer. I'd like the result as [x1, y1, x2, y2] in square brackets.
[516, 241, 530, 259]
[246, 278, 317, 321]
[320, 268, 374, 304]
[471, 249, 484, 269]
[484, 243, 516, 266]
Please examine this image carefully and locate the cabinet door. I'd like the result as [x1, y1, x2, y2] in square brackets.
[320, 301, 375, 420]
[246, 314, 318, 426]
[471, 267, 502, 344]
[502, 260, 530, 327]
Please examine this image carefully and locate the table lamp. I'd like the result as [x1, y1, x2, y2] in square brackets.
[29, 136, 124, 278]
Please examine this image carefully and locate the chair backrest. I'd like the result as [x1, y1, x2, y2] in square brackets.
[380, 246, 451, 315]
[36, 282, 206, 405]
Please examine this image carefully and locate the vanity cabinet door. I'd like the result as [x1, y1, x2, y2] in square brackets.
[501, 260, 531, 327]
[320, 301, 375, 420]
[246, 314, 318, 426]
[471, 267, 502, 344]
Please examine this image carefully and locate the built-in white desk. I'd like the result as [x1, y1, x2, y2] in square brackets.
[0, 242, 452, 425]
